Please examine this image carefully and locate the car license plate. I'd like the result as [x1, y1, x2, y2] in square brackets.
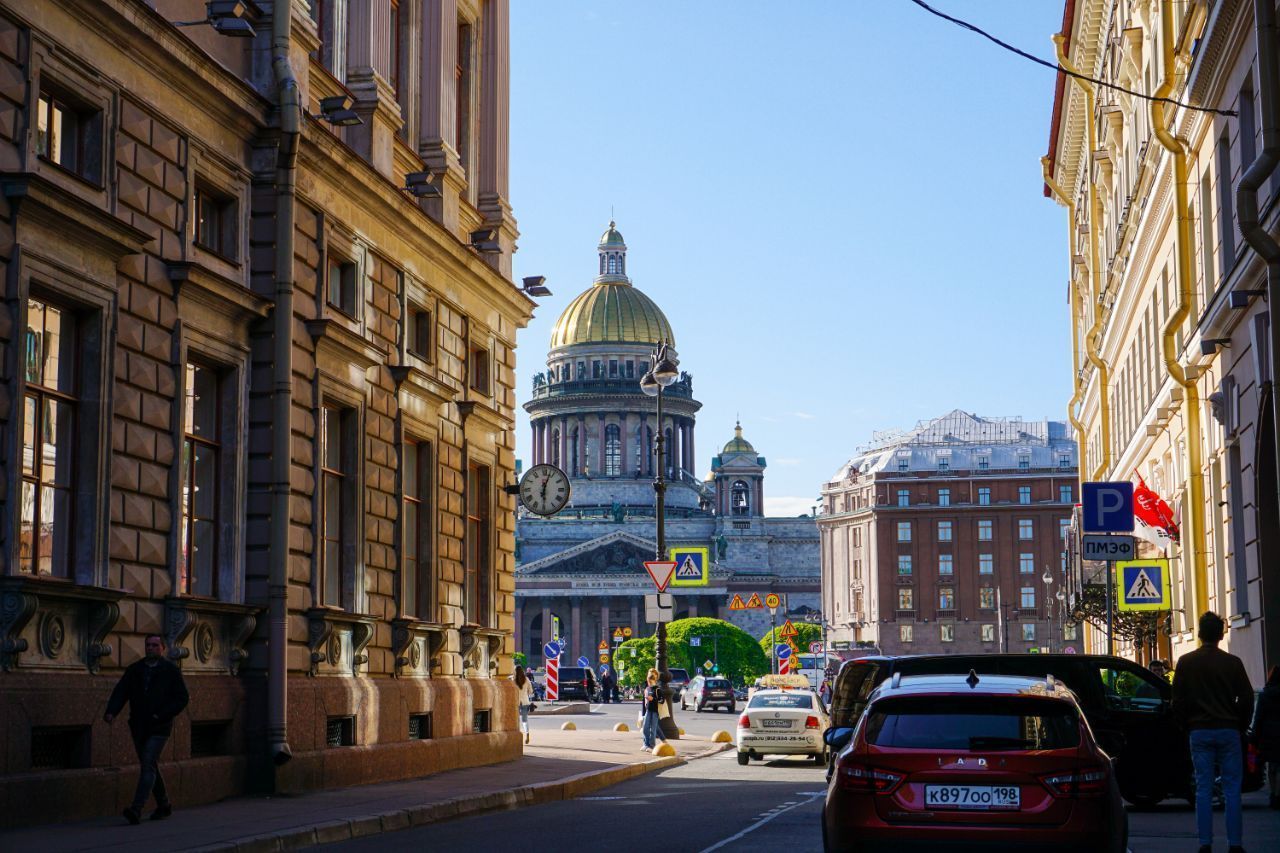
[924, 785, 1020, 810]
[760, 719, 791, 728]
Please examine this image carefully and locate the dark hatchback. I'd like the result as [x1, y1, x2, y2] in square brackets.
[555, 666, 593, 701]
[827, 654, 1220, 806]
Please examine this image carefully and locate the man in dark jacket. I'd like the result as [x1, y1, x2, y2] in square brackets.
[1248, 666, 1280, 809]
[1172, 612, 1254, 853]
[104, 634, 190, 825]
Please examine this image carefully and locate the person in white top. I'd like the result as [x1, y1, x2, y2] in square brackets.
[513, 665, 536, 744]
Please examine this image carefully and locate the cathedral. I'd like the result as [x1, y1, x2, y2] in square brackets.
[514, 224, 819, 664]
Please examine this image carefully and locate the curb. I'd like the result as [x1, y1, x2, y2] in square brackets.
[187, 745, 729, 852]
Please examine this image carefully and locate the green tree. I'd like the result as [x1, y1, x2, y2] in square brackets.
[615, 619, 769, 688]
[615, 636, 655, 688]
[759, 622, 823, 659]
[512, 652, 528, 669]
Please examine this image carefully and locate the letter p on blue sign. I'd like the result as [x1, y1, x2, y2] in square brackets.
[1081, 482, 1134, 533]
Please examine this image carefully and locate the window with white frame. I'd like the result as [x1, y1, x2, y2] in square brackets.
[939, 587, 954, 609]
[938, 554, 953, 575]
[978, 487, 991, 505]
[978, 519, 992, 540]
[1020, 587, 1036, 608]
[1020, 553, 1035, 574]
[979, 587, 995, 609]
[180, 362, 221, 597]
[897, 588, 914, 610]
[1059, 518, 1071, 539]
[320, 404, 355, 608]
[981, 623, 996, 643]
[1059, 485, 1072, 503]
[897, 554, 912, 575]
[1019, 519, 1034, 539]
[938, 488, 950, 506]
[897, 521, 911, 542]
[940, 623, 954, 642]
[897, 489, 909, 507]
[1021, 623, 1036, 642]
[979, 553, 994, 574]
[1019, 486, 1031, 504]
[937, 520, 952, 541]
[1063, 622, 1078, 641]
[900, 624, 913, 643]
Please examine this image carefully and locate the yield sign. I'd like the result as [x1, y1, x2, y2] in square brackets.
[745, 593, 764, 608]
[778, 620, 799, 639]
[729, 594, 747, 611]
[644, 560, 678, 593]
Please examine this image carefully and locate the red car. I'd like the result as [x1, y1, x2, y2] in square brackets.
[822, 671, 1127, 853]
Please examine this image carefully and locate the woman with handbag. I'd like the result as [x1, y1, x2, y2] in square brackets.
[513, 665, 536, 745]
[640, 668, 667, 751]
[1248, 666, 1280, 808]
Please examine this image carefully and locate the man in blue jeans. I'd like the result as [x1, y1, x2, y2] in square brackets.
[1172, 611, 1255, 853]
[104, 634, 190, 824]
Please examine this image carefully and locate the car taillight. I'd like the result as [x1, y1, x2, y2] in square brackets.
[836, 763, 904, 794]
[1038, 768, 1109, 796]
[805, 715, 821, 729]
[738, 714, 751, 729]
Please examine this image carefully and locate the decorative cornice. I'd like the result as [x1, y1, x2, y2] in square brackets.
[3, 172, 153, 259]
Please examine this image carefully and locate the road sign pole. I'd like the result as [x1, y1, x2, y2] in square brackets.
[770, 608, 777, 674]
[1106, 560, 1114, 655]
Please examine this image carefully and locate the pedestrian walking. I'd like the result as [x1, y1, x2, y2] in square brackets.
[1248, 666, 1280, 810]
[583, 666, 597, 702]
[640, 668, 666, 751]
[103, 634, 189, 825]
[1172, 611, 1255, 853]
[512, 664, 536, 745]
[599, 666, 613, 703]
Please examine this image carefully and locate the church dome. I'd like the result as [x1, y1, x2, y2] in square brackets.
[722, 422, 755, 455]
[550, 282, 675, 349]
[549, 220, 675, 349]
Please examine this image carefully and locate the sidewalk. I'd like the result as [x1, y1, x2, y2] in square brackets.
[0, 729, 730, 852]
[1129, 789, 1280, 852]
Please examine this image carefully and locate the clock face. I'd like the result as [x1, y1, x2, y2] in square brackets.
[519, 464, 571, 516]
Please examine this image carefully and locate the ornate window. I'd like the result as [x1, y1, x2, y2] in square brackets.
[404, 438, 433, 618]
[604, 424, 621, 476]
[979, 587, 995, 609]
[466, 462, 492, 625]
[732, 480, 751, 516]
[19, 297, 76, 576]
[320, 405, 354, 608]
[180, 362, 221, 596]
[1021, 587, 1036, 609]
[981, 624, 996, 643]
[939, 587, 954, 609]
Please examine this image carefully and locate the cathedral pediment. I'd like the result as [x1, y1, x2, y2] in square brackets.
[517, 530, 656, 577]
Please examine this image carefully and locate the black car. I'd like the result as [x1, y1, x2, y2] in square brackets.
[825, 653, 1223, 806]
[555, 666, 593, 701]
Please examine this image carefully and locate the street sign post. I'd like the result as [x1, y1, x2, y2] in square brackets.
[746, 593, 763, 609]
[764, 593, 781, 609]
[577, 655, 589, 667]
[1082, 534, 1136, 562]
[778, 620, 799, 639]
[623, 627, 632, 638]
[809, 641, 824, 654]
[543, 641, 561, 660]
[776, 643, 792, 674]
[1081, 482, 1135, 532]
[598, 640, 609, 651]
[729, 594, 746, 610]
[689, 636, 701, 647]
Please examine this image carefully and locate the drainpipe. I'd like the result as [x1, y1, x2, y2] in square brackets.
[1237, 0, 1280, 537]
[268, 0, 300, 770]
[1041, 156, 1089, 454]
[1152, 1, 1209, 624]
[1055, 35, 1113, 480]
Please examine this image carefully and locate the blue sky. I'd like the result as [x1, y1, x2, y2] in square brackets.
[509, 1, 1069, 515]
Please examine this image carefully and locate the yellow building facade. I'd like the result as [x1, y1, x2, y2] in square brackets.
[1045, 0, 1280, 678]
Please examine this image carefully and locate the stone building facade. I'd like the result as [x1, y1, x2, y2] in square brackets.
[0, 0, 531, 827]
[819, 412, 1079, 656]
[1044, 0, 1280, 677]
[515, 227, 820, 664]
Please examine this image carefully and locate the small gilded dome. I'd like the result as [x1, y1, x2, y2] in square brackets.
[722, 421, 755, 455]
[599, 221, 626, 247]
[550, 282, 674, 349]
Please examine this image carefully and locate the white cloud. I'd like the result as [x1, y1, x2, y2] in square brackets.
[765, 495, 819, 517]
[792, 412, 815, 420]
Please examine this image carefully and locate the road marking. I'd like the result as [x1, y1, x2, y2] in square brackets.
[699, 791, 825, 853]
[579, 796, 626, 801]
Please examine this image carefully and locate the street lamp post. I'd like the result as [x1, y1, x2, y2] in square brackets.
[641, 343, 681, 740]
[1041, 567, 1055, 653]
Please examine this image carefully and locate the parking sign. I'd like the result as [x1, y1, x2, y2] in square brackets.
[1081, 482, 1134, 532]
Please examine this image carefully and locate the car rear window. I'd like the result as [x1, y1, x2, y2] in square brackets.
[706, 679, 730, 689]
[558, 667, 585, 681]
[749, 693, 814, 710]
[864, 696, 1080, 750]
[669, 669, 690, 681]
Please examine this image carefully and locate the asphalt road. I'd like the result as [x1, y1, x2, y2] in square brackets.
[324, 749, 828, 853]
[530, 697, 744, 742]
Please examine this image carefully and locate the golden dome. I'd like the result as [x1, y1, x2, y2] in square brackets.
[550, 282, 675, 349]
[722, 421, 755, 455]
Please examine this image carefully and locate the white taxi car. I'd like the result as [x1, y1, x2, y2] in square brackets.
[736, 683, 830, 766]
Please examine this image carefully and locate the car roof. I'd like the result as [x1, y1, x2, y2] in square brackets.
[867, 673, 1078, 703]
[840, 652, 1139, 669]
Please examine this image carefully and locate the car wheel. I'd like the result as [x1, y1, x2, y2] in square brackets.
[1121, 789, 1164, 809]
[680, 700, 686, 711]
[727, 703, 735, 714]
[737, 751, 749, 766]
[813, 750, 827, 766]
[697, 702, 705, 713]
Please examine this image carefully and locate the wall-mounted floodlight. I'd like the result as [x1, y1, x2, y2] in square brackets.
[1229, 288, 1265, 309]
[175, 1, 256, 37]
[470, 229, 501, 253]
[520, 276, 551, 297]
[404, 171, 440, 199]
[1200, 338, 1231, 357]
[316, 95, 362, 127]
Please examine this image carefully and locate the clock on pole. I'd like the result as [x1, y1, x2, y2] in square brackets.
[515, 463, 570, 517]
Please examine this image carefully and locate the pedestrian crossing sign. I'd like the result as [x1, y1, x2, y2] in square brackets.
[668, 547, 709, 587]
[1116, 559, 1170, 611]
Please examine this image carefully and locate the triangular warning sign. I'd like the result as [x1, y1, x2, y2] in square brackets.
[729, 594, 746, 611]
[644, 560, 678, 593]
[613, 627, 624, 639]
[1126, 568, 1162, 601]
[779, 620, 799, 638]
[745, 593, 763, 609]
[598, 640, 609, 651]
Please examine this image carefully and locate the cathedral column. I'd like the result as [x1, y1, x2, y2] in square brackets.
[559, 417, 569, 470]
[577, 415, 586, 475]
[541, 602, 552, 660]
[531, 422, 539, 465]
[619, 413, 630, 476]
[688, 596, 698, 618]
[600, 597, 611, 647]
[571, 596, 582, 661]
[630, 599, 640, 637]
[687, 420, 695, 476]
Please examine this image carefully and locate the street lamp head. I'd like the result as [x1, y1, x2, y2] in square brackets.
[653, 357, 678, 387]
[639, 370, 659, 397]
[1042, 570, 1054, 585]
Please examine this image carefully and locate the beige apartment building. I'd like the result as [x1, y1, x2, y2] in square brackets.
[0, 0, 533, 826]
[1044, 0, 1279, 678]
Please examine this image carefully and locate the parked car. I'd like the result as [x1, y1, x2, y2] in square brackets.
[822, 672, 1127, 853]
[555, 666, 592, 701]
[826, 654, 1226, 806]
[667, 668, 691, 699]
[737, 687, 830, 766]
[682, 676, 736, 712]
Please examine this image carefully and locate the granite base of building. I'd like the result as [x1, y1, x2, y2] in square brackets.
[0, 674, 518, 829]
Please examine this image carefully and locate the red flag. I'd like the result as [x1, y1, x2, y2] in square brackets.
[1134, 476, 1179, 544]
